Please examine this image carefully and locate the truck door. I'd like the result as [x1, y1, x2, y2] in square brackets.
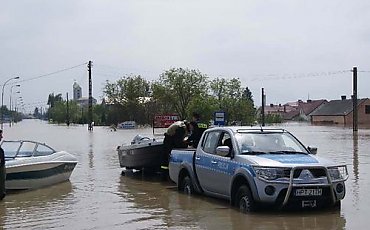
[195, 131, 233, 197]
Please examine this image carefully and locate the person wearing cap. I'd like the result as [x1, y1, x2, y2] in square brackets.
[187, 112, 208, 148]
[0, 130, 5, 200]
[162, 120, 189, 167]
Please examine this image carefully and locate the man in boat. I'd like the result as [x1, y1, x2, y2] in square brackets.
[187, 112, 208, 148]
[0, 130, 5, 200]
[162, 120, 189, 167]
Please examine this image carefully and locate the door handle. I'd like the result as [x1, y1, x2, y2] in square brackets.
[211, 161, 217, 164]
[195, 157, 200, 160]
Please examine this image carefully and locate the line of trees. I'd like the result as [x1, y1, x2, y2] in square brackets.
[45, 67, 257, 126]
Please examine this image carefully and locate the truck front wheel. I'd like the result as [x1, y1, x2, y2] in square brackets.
[181, 176, 194, 195]
[236, 185, 255, 213]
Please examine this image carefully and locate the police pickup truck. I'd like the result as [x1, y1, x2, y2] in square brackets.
[169, 127, 348, 212]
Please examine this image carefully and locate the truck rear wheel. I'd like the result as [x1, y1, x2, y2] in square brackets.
[236, 185, 255, 213]
[181, 176, 194, 195]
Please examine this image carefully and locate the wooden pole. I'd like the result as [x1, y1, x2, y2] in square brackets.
[66, 92, 70, 126]
[353, 67, 358, 132]
[88, 61, 93, 131]
[261, 88, 265, 127]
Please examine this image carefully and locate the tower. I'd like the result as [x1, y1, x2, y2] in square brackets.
[73, 82, 82, 101]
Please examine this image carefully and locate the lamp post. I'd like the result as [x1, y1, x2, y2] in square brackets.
[9, 85, 21, 127]
[1, 76, 20, 129]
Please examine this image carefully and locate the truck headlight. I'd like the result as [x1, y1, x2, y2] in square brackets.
[254, 167, 285, 181]
[328, 166, 348, 181]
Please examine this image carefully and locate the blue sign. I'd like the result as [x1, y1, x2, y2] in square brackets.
[214, 111, 226, 126]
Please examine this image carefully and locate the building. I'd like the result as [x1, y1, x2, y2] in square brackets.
[284, 99, 327, 121]
[73, 82, 97, 107]
[258, 103, 295, 118]
[310, 97, 370, 125]
[73, 82, 82, 100]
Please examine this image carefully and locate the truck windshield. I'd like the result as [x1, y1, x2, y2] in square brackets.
[235, 132, 308, 155]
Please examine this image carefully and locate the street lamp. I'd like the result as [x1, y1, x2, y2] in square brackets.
[9, 85, 21, 127]
[1, 76, 20, 129]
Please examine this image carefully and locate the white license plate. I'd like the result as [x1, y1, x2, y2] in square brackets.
[295, 188, 322, 196]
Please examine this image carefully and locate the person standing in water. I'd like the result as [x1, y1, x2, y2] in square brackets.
[0, 130, 6, 200]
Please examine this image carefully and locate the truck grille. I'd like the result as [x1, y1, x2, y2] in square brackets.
[283, 168, 327, 178]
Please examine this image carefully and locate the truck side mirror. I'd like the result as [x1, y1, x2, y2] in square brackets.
[307, 146, 317, 155]
[216, 146, 230, 157]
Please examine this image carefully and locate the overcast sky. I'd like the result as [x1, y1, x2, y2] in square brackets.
[1, 0, 370, 113]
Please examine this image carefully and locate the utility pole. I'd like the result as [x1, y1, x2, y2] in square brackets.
[353, 67, 358, 132]
[261, 88, 265, 127]
[66, 92, 70, 126]
[88, 61, 93, 131]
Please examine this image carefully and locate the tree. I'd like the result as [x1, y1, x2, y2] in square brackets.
[152, 68, 208, 119]
[103, 75, 151, 124]
[210, 77, 255, 125]
[47, 93, 63, 108]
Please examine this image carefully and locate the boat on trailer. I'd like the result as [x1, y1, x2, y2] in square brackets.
[117, 135, 165, 171]
[2, 140, 78, 190]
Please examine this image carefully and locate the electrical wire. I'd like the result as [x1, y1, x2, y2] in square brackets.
[15, 62, 88, 84]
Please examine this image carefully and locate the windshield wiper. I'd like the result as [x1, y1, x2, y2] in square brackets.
[241, 151, 267, 155]
[268, 151, 307, 154]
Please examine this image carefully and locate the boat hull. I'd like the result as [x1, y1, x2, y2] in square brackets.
[117, 141, 165, 170]
[5, 161, 77, 190]
[4, 149, 78, 191]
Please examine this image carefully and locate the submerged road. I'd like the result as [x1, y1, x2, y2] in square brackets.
[0, 120, 369, 229]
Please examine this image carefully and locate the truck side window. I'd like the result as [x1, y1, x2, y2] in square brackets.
[202, 131, 221, 154]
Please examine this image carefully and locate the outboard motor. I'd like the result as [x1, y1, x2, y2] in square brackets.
[131, 135, 152, 145]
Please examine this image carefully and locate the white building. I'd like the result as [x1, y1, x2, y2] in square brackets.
[73, 82, 97, 107]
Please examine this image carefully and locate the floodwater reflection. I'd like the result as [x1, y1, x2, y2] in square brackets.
[118, 172, 346, 230]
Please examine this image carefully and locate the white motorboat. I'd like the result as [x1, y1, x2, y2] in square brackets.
[1, 140, 78, 190]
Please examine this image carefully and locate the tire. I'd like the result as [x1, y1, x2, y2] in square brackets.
[181, 176, 194, 195]
[331, 201, 341, 211]
[236, 185, 255, 213]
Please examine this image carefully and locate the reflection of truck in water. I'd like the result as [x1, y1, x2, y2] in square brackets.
[169, 127, 348, 212]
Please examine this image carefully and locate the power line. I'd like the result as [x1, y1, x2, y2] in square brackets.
[16, 62, 88, 84]
[250, 70, 351, 81]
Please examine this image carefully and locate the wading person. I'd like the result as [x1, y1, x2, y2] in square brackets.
[0, 130, 6, 200]
[162, 120, 189, 168]
[188, 112, 208, 148]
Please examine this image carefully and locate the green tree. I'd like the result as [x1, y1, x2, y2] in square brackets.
[103, 75, 151, 124]
[152, 68, 208, 119]
[209, 77, 255, 125]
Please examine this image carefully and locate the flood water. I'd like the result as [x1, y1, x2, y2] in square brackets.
[0, 120, 369, 229]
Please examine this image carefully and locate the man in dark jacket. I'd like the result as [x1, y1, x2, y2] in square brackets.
[162, 120, 189, 167]
[0, 130, 6, 200]
[188, 112, 208, 148]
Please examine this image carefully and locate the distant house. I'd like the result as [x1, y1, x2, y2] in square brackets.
[310, 97, 370, 125]
[284, 99, 327, 121]
[257, 103, 295, 118]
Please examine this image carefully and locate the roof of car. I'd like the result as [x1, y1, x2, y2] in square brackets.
[207, 126, 286, 133]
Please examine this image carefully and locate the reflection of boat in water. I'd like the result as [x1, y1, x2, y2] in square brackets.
[2, 140, 78, 190]
[117, 135, 165, 171]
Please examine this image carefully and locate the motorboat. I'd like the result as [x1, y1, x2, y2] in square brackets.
[1, 140, 78, 190]
[117, 135, 165, 171]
